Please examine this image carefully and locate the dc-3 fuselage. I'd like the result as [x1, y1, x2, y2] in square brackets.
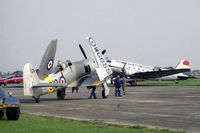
[23, 37, 112, 103]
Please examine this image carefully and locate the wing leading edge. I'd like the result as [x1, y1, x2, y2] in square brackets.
[130, 68, 190, 79]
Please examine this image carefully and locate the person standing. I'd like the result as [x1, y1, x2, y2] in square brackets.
[122, 76, 126, 95]
[114, 75, 121, 96]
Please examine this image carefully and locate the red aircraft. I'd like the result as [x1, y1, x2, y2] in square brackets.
[0, 71, 23, 85]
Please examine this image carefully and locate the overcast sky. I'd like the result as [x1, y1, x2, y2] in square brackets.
[0, 0, 199, 72]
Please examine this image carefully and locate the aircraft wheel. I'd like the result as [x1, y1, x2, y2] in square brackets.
[61, 92, 65, 100]
[0, 110, 4, 117]
[57, 91, 64, 100]
[57, 89, 65, 100]
[57, 90, 61, 100]
[57, 97, 61, 100]
[102, 90, 108, 99]
[60, 89, 65, 100]
[35, 97, 40, 103]
[6, 107, 20, 120]
[60, 90, 65, 100]
[130, 82, 137, 86]
[175, 81, 179, 84]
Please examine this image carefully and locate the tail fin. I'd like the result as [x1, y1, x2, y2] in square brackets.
[175, 60, 190, 69]
[38, 40, 57, 79]
[88, 37, 112, 81]
[23, 63, 40, 96]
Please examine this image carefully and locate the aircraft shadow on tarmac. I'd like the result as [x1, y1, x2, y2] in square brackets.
[20, 97, 92, 104]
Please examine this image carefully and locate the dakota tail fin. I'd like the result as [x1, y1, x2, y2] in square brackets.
[87, 37, 112, 81]
[23, 63, 40, 96]
[38, 40, 57, 79]
[175, 60, 190, 69]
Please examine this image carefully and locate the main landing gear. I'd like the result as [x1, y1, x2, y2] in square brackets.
[102, 90, 107, 99]
[102, 90, 108, 99]
[101, 83, 109, 99]
[57, 88, 66, 100]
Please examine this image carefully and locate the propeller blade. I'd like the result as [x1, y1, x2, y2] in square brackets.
[121, 63, 127, 77]
[79, 44, 87, 59]
[102, 49, 106, 55]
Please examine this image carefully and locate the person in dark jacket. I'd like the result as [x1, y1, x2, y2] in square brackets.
[88, 86, 97, 99]
[114, 75, 121, 96]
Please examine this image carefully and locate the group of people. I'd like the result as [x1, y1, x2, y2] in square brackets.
[88, 75, 126, 99]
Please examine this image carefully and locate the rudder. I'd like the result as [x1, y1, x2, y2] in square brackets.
[23, 63, 40, 96]
[176, 60, 190, 69]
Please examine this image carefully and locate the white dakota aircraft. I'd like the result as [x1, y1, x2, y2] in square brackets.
[108, 59, 190, 85]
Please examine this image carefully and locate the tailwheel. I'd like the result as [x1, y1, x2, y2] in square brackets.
[35, 97, 40, 103]
[102, 90, 108, 99]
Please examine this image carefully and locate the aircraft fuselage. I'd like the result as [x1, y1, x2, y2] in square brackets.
[34, 59, 96, 97]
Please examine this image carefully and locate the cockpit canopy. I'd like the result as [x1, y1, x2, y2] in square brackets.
[54, 60, 72, 73]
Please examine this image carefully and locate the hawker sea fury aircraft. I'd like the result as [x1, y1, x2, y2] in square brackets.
[23, 37, 112, 103]
[108, 59, 190, 85]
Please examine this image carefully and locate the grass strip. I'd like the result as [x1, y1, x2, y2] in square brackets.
[0, 112, 186, 133]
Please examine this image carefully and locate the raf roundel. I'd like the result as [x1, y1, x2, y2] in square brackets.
[59, 76, 66, 84]
[54, 79, 58, 83]
[89, 37, 96, 47]
[47, 59, 53, 70]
